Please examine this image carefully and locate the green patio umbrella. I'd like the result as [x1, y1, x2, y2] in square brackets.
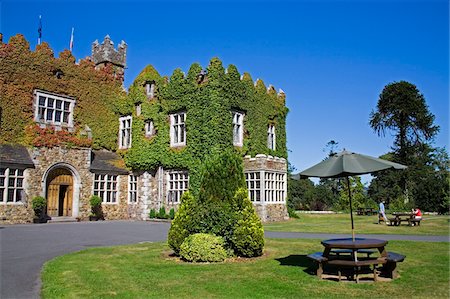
[299, 150, 407, 241]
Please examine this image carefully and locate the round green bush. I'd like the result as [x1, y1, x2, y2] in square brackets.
[180, 233, 227, 262]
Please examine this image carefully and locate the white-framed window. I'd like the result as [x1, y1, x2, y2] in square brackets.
[245, 172, 261, 202]
[232, 111, 244, 146]
[264, 172, 285, 203]
[34, 90, 75, 128]
[268, 124, 276, 150]
[119, 116, 132, 149]
[0, 168, 24, 204]
[244, 171, 286, 203]
[167, 171, 189, 204]
[93, 174, 118, 204]
[128, 175, 138, 203]
[170, 112, 186, 147]
[145, 120, 155, 137]
[145, 82, 155, 99]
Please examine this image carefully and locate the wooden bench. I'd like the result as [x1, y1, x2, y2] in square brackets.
[387, 217, 398, 226]
[409, 218, 421, 226]
[330, 249, 375, 258]
[327, 257, 386, 282]
[306, 252, 328, 278]
[381, 252, 406, 279]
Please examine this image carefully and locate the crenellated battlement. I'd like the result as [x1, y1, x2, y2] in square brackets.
[91, 35, 127, 68]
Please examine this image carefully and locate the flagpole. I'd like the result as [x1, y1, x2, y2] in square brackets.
[69, 27, 74, 51]
[37, 15, 42, 45]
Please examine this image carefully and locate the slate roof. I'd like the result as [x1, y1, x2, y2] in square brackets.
[90, 150, 129, 175]
[0, 144, 34, 168]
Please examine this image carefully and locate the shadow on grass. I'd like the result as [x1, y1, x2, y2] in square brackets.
[275, 255, 317, 276]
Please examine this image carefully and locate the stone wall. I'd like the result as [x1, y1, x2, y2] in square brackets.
[0, 147, 93, 224]
[244, 154, 289, 222]
[101, 174, 129, 220]
[0, 168, 34, 224]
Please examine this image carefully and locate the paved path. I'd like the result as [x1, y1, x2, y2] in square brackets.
[1, 221, 171, 299]
[1, 221, 448, 299]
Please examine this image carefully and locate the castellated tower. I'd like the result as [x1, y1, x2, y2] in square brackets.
[91, 35, 127, 82]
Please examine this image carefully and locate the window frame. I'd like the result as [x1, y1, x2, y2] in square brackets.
[267, 124, 276, 150]
[0, 168, 25, 204]
[128, 174, 138, 204]
[93, 174, 118, 204]
[119, 115, 132, 149]
[34, 90, 75, 128]
[145, 120, 155, 137]
[170, 112, 186, 147]
[167, 170, 189, 204]
[232, 111, 244, 147]
[244, 170, 286, 203]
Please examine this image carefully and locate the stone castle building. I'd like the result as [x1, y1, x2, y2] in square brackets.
[0, 34, 289, 224]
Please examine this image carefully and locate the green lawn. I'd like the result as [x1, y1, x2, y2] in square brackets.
[41, 239, 449, 298]
[264, 214, 450, 235]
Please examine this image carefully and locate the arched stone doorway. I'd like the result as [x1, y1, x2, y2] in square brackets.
[46, 168, 74, 217]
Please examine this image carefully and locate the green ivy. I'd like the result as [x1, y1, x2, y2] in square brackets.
[0, 34, 127, 150]
[124, 57, 288, 190]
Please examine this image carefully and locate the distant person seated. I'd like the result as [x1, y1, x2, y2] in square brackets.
[412, 208, 422, 224]
[379, 200, 388, 224]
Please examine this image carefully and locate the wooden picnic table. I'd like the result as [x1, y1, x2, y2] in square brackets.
[307, 238, 405, 282]
[389, 212, 420, 226]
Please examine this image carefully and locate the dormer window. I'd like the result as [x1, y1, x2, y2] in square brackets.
[145, 120, 155, 137]
[34, 90, 75, 128]
[144, 81, 155, 99]
[119, 116, 132, 149]
[268, 124, 276, 150]
[232, 111, 244, 146]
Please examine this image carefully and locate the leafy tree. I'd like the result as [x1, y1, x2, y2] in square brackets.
[369, 81, 439, 164]
[368, 81, 448, 212]
[335, 177, 368, 211]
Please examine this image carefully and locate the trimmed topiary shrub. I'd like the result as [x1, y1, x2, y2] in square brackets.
[149, 208, 156, 219]
[168, 151, 265, 258]
[168, 191, 199, 255]
[231, 188, 265, 257]
[180, 233, 227, 262]
[198, 150, 246, 203]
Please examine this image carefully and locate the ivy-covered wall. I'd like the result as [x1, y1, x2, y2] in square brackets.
[0, 34, 126, 150]
[0, 35, 288, 193]
[124, 58, 288, 191]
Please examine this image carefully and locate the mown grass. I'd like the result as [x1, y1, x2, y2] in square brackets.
[41, 239, 449, 298]
[264, 214, 450, 235]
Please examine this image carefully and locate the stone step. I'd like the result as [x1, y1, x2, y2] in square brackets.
[48, 216, 78, 223]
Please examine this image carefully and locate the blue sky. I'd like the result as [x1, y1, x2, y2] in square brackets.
[2, 0, 448, 177]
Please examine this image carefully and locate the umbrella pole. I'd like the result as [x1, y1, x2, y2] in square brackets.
[347, 177, 355, 242]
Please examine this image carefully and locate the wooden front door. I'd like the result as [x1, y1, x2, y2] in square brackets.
[47, 168, 73, 217]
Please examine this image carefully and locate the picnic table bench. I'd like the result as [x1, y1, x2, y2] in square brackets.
[388, 212, 421, 226]
[307, 238, 406, 282]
